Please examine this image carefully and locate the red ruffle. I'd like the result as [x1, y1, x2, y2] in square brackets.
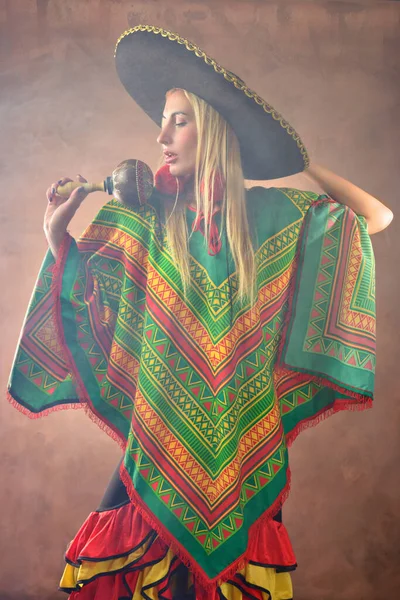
[62, 498, 295, 599]
[65, 499, 296, 568]
[246, 518, 295, 566]
[65, 504, 156, 563]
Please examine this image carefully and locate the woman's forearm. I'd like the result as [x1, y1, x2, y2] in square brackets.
[304, 163, 394, 234]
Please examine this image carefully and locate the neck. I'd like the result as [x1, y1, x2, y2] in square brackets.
[184, 188, 196, 208]
[178, 174, 195, 204]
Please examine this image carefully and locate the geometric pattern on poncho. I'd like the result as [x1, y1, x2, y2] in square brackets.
[303, 204, 376, 366]
[7, 186, 376, 582]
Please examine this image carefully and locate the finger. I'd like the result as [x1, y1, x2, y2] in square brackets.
[47, 179, 71, 202]
[68, 185, 88, 206]
[54, 186, 88, 216]
[44, 193, 61, 224]
[49, 186, 88, 230]
[55, 178, 73, 197]
[57, 177, 73, 187]
[46, 186, 66, 206]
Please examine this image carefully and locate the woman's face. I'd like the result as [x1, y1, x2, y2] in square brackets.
[157, 89, 198, 178]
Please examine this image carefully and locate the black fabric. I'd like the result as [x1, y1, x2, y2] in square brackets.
[97, 458, 129, 512]
[170, 564, 196, 600]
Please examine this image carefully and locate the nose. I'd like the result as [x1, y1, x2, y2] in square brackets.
[157, 124, 171, 146]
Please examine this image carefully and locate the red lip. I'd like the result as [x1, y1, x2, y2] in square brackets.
[164, 152, 178, 164]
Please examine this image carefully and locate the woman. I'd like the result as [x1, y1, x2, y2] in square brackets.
[8, 26, 392, 600]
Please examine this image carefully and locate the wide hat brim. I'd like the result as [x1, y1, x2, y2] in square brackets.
[115, 25, 309, 180]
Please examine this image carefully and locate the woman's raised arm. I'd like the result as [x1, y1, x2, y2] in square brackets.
[304, 162, 394, 235]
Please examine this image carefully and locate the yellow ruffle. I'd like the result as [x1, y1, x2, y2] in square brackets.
[130, 549, 177, 600]
[60, 534, 157, 590]
[220, 564, 293, 600]
[61, 544, 292, 599]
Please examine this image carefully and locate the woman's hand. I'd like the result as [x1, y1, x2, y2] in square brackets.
[44, 175, 88, 259]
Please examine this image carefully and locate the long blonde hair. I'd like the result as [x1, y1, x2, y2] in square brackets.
[164, 89, 257, 306]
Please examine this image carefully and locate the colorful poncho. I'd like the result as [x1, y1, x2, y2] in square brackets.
[8, 186, 376, 596]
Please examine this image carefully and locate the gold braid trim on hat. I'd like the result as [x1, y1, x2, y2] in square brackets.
[115, 25, 309, 168]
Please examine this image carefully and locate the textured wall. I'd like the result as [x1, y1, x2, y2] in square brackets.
[1, 1, 399, 598]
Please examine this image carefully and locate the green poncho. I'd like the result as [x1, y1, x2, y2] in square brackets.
[8, 186, 375, 588]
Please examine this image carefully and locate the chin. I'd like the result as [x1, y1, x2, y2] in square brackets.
[169, 164, 194, 179]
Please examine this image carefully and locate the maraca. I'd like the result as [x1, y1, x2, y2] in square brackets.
[56, 159, 154, 207]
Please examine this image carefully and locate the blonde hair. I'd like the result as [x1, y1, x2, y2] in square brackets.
[164, 89, 257, 306]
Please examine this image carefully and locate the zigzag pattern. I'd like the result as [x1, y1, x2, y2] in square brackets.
[305, 207, 375, 368]
[10, 189, 375, 570]
[339, 225, 375, 335]
[128, 430, 285, 542]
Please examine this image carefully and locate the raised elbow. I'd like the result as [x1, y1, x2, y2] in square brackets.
[367, 207, 394, 235]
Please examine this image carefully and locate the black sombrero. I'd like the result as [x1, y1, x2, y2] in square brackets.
[115, 25, 309, 181]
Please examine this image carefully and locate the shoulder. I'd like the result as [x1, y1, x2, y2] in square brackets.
[245, 186, 331, 248]
[246, 186, 329, 217]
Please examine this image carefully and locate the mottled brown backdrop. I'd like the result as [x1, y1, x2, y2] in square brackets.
[1, 1, 399, 598]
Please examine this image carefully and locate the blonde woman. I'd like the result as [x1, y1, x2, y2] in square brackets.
[8, 26, 392, 600]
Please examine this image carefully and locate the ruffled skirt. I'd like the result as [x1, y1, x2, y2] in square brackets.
[59, 461, 296, 600]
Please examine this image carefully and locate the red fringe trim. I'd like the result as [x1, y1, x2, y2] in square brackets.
[6, 390, 85, 419]
[286, 397, 372, 449]
[49, 232, 126, 451]
[119, 460, 292, 597]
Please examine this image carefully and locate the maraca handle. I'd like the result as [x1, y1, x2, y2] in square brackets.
[56, 181, 105, 198]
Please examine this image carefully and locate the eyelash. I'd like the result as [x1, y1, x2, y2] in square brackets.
[175, 122, 187, 127]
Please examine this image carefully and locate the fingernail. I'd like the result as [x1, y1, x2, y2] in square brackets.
[48, 197, 53, 203]
[51, 187, 55, 194]
[58, 179, 62, 184]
